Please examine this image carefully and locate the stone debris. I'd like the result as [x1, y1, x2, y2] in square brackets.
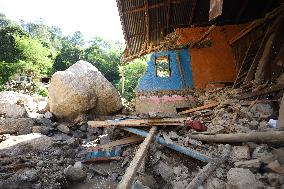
[0, 83, 283, 189]
[57, 124, 70, 134]
[0, 118, 35, 134]
[234, 159, 261, 173]
[64, 162, 87, 182]
[226, 168, 264, 189]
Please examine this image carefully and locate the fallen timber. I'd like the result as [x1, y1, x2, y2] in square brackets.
[187, 131, 284, 144]
[186, 145, 231, 189]
[117, 126, 157, 189]
[88, 117, 191, 128]
[122, 127, 212, 162]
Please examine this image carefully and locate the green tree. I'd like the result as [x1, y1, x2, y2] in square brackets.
[0, 61, 28, 85]
[117, 58, 147, 101]
[0, 13, 11, 28]
[53, 38, 83, 71]
[0, 25, 27, 62]
[15, 35, 55, 76]
[84, 37, 123, 83]
[69, 31, 84, 46]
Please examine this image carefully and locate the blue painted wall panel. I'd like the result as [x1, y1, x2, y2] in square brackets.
[136, 48, 192, 92]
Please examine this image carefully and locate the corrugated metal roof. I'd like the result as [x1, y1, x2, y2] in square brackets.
[116, 0, 280, 63]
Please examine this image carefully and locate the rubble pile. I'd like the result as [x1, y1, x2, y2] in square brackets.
[0, 84, 283, 189]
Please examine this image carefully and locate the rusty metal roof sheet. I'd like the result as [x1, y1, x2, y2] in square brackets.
[116, 0, 281, 63]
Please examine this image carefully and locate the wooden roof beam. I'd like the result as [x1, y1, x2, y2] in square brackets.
[189, 0, 197, 25]
[123, 0, 187, 14]
[144, 0, 150, 45]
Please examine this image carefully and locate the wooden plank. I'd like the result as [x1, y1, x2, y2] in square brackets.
[188, 131, 284, 144]
[117, 126, 157, 189]
[209, 0, 223, 21]
[86, 136, 144, 152]
[244, 27, 270, 83]
[179, 102, 219, 115]
[144, 0, 150, 45]
[254, 14, 284, 85]
[88, 117, 190, 128]
[123, 0, 187, 14]
[233, 42, 252, 88]
[236, 84, 284, 100]
[186, 145, 231, 189]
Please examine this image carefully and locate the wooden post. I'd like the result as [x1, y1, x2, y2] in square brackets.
[186, 145, 231, 189]
[121, 65, 125, 98]
[117, 126, 157, 189]
[187, 131, 284, 144]
[277, 94, 284, 128]
[175, 52, 187, 89]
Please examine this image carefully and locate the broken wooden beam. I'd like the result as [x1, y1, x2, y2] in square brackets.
[186, 144, 231, 189]
[179, 101, 219, 115]
[229, 4, 284, 45]
[188, 131, 284, 144]
[86, 136, 144, 152]
[122, 127, 212, 162]
[88, 117, 190, 128]
[117, 126, 157, 189]
[236, 84, 284, 100]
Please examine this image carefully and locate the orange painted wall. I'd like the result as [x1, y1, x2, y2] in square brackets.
[176, 24, 248, 89]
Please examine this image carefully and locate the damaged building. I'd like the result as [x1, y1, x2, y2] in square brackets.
[117, 0, 284, 116]
[0, 0, 284, 189]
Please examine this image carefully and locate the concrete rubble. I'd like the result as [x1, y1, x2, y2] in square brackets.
[0, 84, 283, 189]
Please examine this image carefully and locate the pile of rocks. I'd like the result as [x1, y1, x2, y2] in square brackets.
[0, 61, 126, 189]
[0, 61, 283, 189]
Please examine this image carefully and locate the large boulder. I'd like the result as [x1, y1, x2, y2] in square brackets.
[48, 61, 122, 119]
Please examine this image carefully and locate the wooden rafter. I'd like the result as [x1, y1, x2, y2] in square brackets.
[123, 0, 187, 14]
[189, 0, 197, 25]
[144, 0, 150, 45]
[166, 0, 171, 34]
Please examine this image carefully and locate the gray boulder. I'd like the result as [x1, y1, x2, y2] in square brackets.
[48, 60, 122, 120]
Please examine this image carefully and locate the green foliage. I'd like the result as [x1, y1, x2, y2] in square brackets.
[36, 85, 48, 97]
[14, 35, 55, 76]
[0, 13, 148, 101]
[116, 58, 147, 101]
[84, 37, 123, 83]
[0, 25, 28, 62]
[0, 61, 29, 85]
[53, 39, 83, 71]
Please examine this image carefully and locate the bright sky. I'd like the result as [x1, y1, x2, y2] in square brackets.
[0, 0, 125, 42]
